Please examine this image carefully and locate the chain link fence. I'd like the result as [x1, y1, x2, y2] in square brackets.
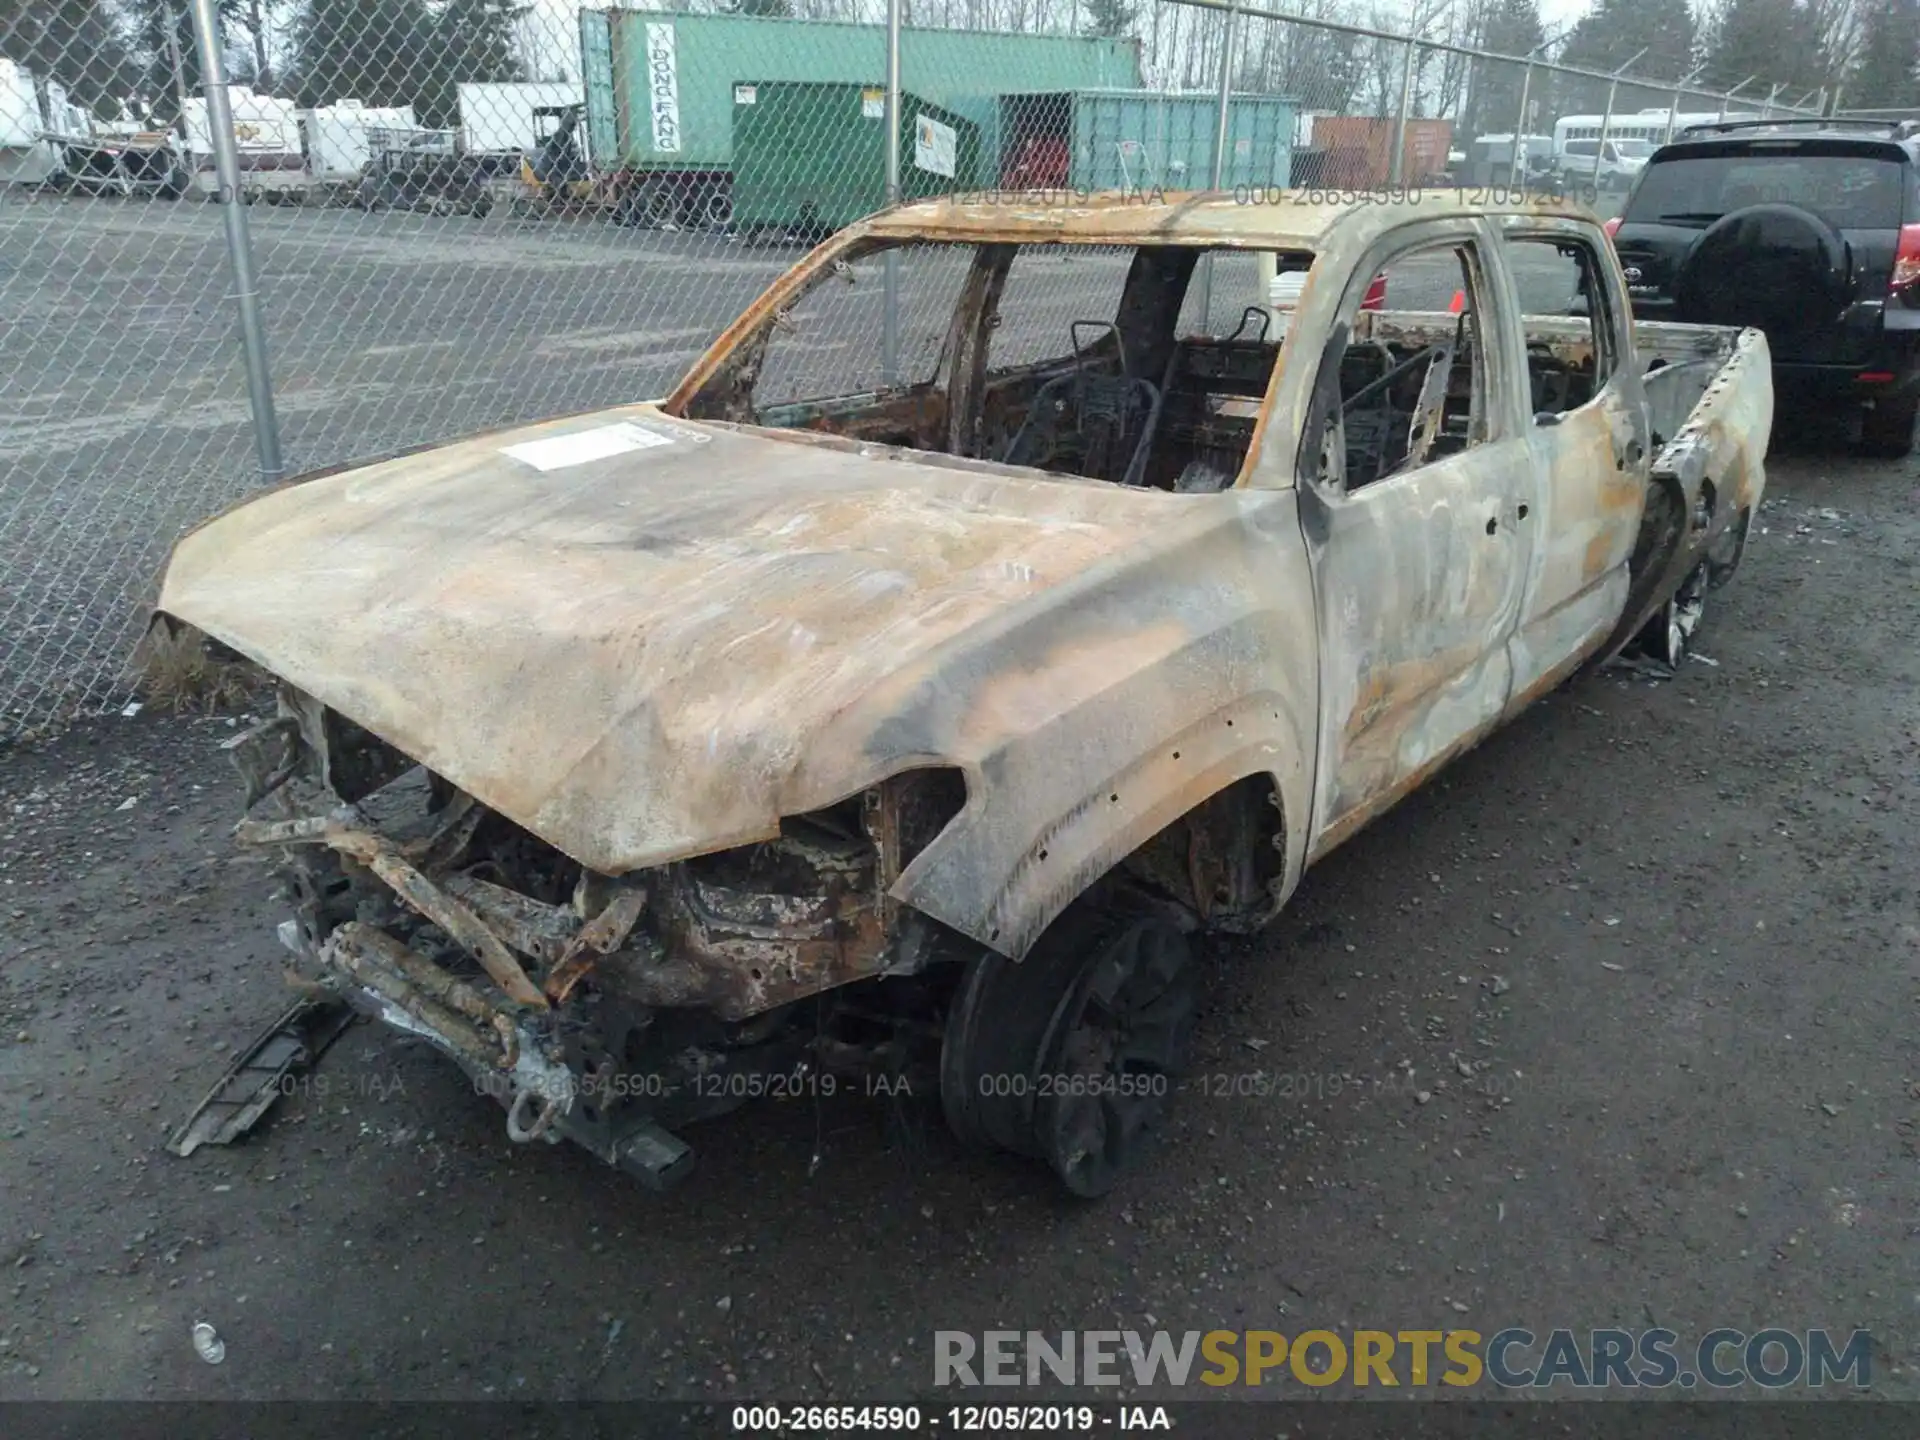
[0, 0, 1822, 744]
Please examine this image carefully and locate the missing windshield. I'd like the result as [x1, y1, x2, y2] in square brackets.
[673, 238, 1302, 492]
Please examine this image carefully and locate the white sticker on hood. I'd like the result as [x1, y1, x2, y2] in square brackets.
[501, 422, 673, 472]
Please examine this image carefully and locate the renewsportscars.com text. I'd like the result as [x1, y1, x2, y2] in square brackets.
[933, 1327, 1871, 1391]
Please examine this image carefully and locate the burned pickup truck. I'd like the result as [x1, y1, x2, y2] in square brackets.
[154, 193, 1771, 1196]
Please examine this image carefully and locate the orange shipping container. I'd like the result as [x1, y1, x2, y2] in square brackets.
[1403, 118, 1453, 182]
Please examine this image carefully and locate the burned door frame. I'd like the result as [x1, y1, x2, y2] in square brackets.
[1292, 217, 1538, 862]
[1489, 215, 1653, 713]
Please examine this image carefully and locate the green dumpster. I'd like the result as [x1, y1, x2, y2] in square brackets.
[731, 81, 982, 236]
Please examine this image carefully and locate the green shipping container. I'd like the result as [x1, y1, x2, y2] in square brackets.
[580, 8, 1140, 172]
[732, 83, 983, 234]
[998, 90, 1293, 192]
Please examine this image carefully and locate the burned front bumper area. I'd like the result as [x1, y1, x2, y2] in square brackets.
[228, 695, 959, 1188]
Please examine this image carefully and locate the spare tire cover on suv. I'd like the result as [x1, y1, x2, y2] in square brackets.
[1673, 202, 1854, 334]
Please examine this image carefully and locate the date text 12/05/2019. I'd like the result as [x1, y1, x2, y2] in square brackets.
[730, 1405, 1172, 1432]
[1230, 183, 1603, 208]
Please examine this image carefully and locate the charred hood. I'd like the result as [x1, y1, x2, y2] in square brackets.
[157, 405, 1252, 875]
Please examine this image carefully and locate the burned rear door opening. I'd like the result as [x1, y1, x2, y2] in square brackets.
[155, 192, 1772, 1196]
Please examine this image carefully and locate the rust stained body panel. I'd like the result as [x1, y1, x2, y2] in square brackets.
[1298, 433, 1537, 858]
[1281, 218, 1541, 859]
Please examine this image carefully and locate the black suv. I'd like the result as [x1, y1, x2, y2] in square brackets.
[1607, 118, 1920, 456]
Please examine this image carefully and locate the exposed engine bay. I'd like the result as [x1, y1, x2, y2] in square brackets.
[226, 680, 1282, 1192]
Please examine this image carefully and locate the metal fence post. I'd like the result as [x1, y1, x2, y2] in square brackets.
[187, 0, 283, 481]
[881, 0, 903, 385]
[1718, 77, 1755, 124]
[166, 16, 192, 129]
[1664, 68, 1704, 142]
[1593, 47, 1642, 193]
[1512, 60, 1534, 184]
[1389, 36, 1416, 187]
[1209, 5, 1237, 191]
[1195, 4, 1237, 327]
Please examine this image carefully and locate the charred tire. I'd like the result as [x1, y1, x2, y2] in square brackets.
[940, 902, 1197, 1197]
[1637, 559, 1709, 667]
[1706, 506, 1753, 589]
[1859, 391, 1919, 459]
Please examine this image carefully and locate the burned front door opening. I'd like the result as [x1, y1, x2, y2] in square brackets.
[671, 235, 1315, 495]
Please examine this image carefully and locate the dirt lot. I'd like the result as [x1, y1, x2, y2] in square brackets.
[1, 429, 1916, 1406]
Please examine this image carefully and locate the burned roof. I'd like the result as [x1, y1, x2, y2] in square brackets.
[853, 188, 1601, 252]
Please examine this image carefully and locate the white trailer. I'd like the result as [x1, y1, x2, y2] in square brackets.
[1, 58, 71, 185]
[458, 81, 587, 163]
[298, 100, 418, 182]
[181, 87, 304, 195]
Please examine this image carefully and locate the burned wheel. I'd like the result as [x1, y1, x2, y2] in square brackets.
[1706, 506, 1753, 589]
[1639, 559, 1708, 668]
[941, 903, 1196, 1197]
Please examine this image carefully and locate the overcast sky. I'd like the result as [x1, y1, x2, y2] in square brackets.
[1539, 0, 1598, 43]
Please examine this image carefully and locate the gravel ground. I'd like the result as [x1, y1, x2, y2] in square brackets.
[0, 420, 1914, 1405]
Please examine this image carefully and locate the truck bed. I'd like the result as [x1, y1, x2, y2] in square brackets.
[1518, 313, 1763, 460]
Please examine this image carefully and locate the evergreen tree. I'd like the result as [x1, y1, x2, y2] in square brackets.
[1848, 0, 1920, 107]
[1083, 0, 1137, 41]
[289, 0, 435, 112]
[1557, 0, 1695, 114]
[1705, 0, 1831, 96]
[0, 0, 135, 109]
[1463, 0, 1546, 137]
[419, 0, 526, 126]
[123, 0, 249, 119]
